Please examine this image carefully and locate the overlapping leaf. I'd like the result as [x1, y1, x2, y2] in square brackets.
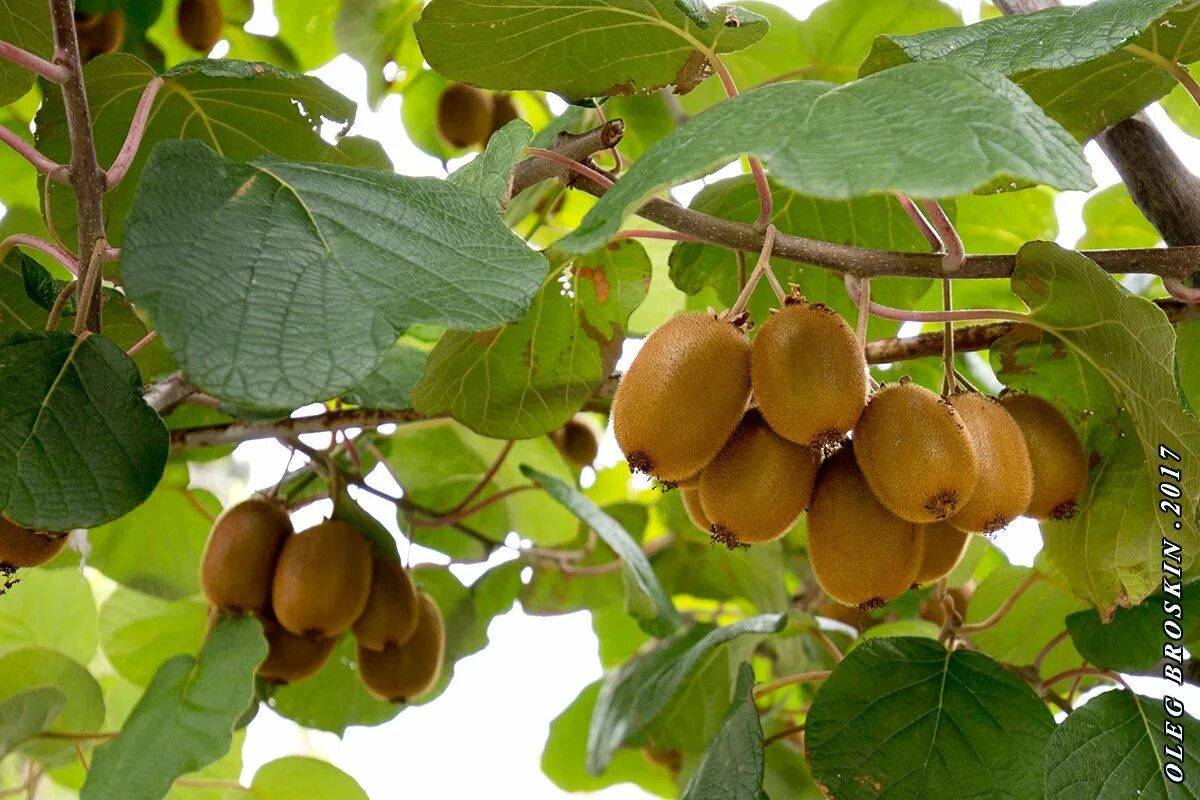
[681, 663, 764, 800]
[0, 0, 51, 105]
[1066, 580, 1200, 673]
[0, 687, 64, 758]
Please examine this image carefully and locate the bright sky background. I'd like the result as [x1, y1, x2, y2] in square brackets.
[203, 0, 1198, 796]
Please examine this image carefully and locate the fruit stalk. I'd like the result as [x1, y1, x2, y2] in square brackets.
[104, 77, 164, 189]
[0, 38, 68, 81]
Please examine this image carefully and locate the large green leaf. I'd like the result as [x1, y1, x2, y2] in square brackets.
[99, 587, 209, 686]
[247, 756, 369, 800]
[81, 615, 267, 800]
[413, 242, 650, 438]
[0, 331, 169, 529]
[588, 614, 785, 774]
[0, 0, 51, 105]
[1077, 184, 1162, 250]
[0, 687, 65, 758]
[1044, 691, 1200, 800]
[448, 119, 534, 206]
[560, 63, 1092, 253]
[0, 648, 105, 764]
[681, 663, 764, 800]
[1066, 580, 1200, 673]
[0, 251, 45, 334]
[0, 567, 98, 666]
[414, 0, 769, 101]
[121, 141, 547, 410]
[806, 637, 1055, 800]
[341, 340, 428, 410]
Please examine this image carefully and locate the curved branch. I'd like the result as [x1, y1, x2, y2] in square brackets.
[0, 124, 67, 178]
[105, 76, 164, 189]
[0, 233, 78, 274]
[0, 39, 68, 82]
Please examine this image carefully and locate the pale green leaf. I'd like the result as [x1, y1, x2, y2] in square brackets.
[1077, 184, 1162, 250]
[0, 648, 105, 764]
[99, 587, 209, 685]
[0, 687, 65, 758]
[247, 756, 369, 800]
[681, 663, 764, 800]
[448, 119, 535, 205]
[0, 567, 97, 666]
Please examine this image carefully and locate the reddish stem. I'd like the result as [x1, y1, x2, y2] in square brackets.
[412, 484, 537, 528]
[919, 199, 965, 274]
[0, 233, 79, 274]
[0, 39, 69, 82]
[0, 124, 67, 178]
[105, 77, 164, 189]
[613, 229, 703, 243]
[710, 53, 773, 228]
[897, 194, 942, 251]
[1165, 276, 1200, 304]
[447, 441, 514, 514]
[843, 273, 1028, 324]
[125, 330, 157, 356]
[524, 147, 614, 189]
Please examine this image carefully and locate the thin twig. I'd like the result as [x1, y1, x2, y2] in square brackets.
[710, 53, 772, 228]
[0, 123, 67, 177]
[44, 279, 76, 331]
[844, 273, 1029, 324]
[612, 229, 703, 243]
[72, 237, 110, 333]
[412, 484, 538, 528]
[753, 671, 832, 700]
[1040, 667, 1128, 690]
[1, 233, 79, 274]
[854, 276, 870, 348]
[897, 195, 942, 252]
[1164, 276, 1200, 304]
[735, 250, 747, 292]
[447, 441, 514, 514]
[105, 77, 164, 188]
[942, 279, 956, 395]
[126, 330, 157, 356]
[523, 147, 614, 189]
[810, 626, 844, 663]
[539, 535, 674, 575]
[143, 371, 199, 414]
[0, 39, 69, 82]
[919, 200, 965, 274]
[727, 224, 777, 317]
[763, 724, 805, 748]
[959, 573, 1040, 634]
[1033, 628, 1069, 672]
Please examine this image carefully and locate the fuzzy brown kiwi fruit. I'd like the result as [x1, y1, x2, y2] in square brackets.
[698, 410, 819, 547]
[853, 380, 979, 523]
[817, 602, 871, 630]
[490, 94, 521, 135]
[177, 0, 223, 51]
[947, 392, 1033, 534]
[257, 616, 336, 684]
[751, 297, 867, 451]
[437, 83, 494, 149]
[75, 10, 125, 61]
[200, 497, 293, 614]
[998, 393, 1087, 520]
[352, 555, 419, 651]
[613, 312, 751, 484]
[919, 581, 975, 627]
[680, 487, 711, 532]
[357, 591, 445, 702]
[0, 518, 67, 574]
[550, 414, 602, 468]
[272, 520, 373, 637]
[914, 521, 971, 584]
[807, 447, 925, 608]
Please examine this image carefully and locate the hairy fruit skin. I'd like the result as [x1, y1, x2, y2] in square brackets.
[272, 520, 373, 637]
[854, 381, 979, 523]
[257, 616, 336, 684]
[998, 393, 1087, 520]
[437, 83, 494, 149]
[357, 591, 445, 703]
[177, 0, 223, 52]
[680, 487, 711, 532]
[698, 410, 818, 547]
[490, 94, 521, 136]
[353, 556, 420, 651]
[0, 519, 67, 573]
[75, 11, 125, 61]
[613, 313, 751, 483]
[914, 521, 971, 584]
[948, 393, 1033, 534]
[751, 299, 868, 451]
[200, 497, 293, 614]
[550, 414, 602, 468]
[919, 581, 974, 627]
[807, 447, 925, 608]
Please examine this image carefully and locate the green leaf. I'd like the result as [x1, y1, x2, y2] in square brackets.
[0, 648, 105, 764]
[560, 63, 1092, 253]
[121, 141, 547, 410]
[81, 615, 267, 800]
[0, 566, 98, 666]
[524, 466, 681, 637]
[448, 120, 535, 206]
[1179, 321, 1200, 412]
[1044, 691, 1200, 800]
[681, 663, 764, 800]
[0, 331, 169, 529]
[335, 0, 423, 107]
[954, 187, 1058, 255]
[0, 251, 46, 334]
[1066, 580, 1200, 673]
[275, 0, 341, 71]
[414, 0, 769, 100]
[806, 637, 1055, 800]
[1077, 184, 1162, 250]
[99, 587, 209, 685]
[588, 614, 786, 774]
[0, 687, 65, 758]
[0, 0, 51, 105]
[412, 242, 650, 437]
[341, 340, 428, 409]
[247, 756, 369, 800]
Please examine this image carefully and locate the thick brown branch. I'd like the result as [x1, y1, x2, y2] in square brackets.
[509, 120, 625, 198]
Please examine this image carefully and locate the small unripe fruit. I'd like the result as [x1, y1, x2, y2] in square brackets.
[613, 313, 751, 484]
[0, 518, 67, 573]
[353, 556, 419, 651]
[357, 591, 445, 702]
[919, 581, 975, 627]
[177, 0, 223, 52]
[807, 447, 925, 608]
[854, 381, 979, 523]
[698, 410, 819, 547]
[200, 497, 293, 614]
[751, 298, 867, 451]
[998, 393, 1087, 520]
[272, 521, 373, 637]
[947, 393, 1033, 534]
[257, 616, 336, 684]
[437, 83, 494, 149]
[550, 414, 602, 468]
[75, 11, 125, 61]
[490, 94, 521, 135]
[914, 521, 971, 584]
[680, 487, 711, 532]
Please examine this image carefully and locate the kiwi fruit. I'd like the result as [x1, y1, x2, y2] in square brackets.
[353, 555, 420, 651]
[257, 616, 336, 684]
[437, 83, 494, 149]
[272, 520, 373, 637]
[357, 591, 445, 703]
[550, 414, 602, 468]
[751, 298, 868, 451]
[177, 0, 223, 52]
[698, 410, 819, 547]
[642, 746, 682, 773]
[613, 312, 751, 484]
[947, 392, 1033, 534]
[807, 447, 925, 608]
[75, 10, 125, 61]
[854, 380, 979, 523]
[490, 93, 521, 135]
[914, 521, 971, 584]
[919, 581, 975, 627]
[680, 487, 711, 532]
[998, 393, 1087, 520]
[816, 601, 871, 630]
[0, 519, 67, 573]
[200, 497, 293, 614]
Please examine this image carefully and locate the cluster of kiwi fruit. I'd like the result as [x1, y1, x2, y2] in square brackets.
[613, 295, 1088, 609]
[200, 497, 444, 702]
[0, 517, 69, 580]
[436, 82, 521, 150]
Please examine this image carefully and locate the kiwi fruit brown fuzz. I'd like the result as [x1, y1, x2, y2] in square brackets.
[357, 591, 445, 702]
[75, 10, 125, 61]
[698, 410, 819, 548]
[947, 392, 1033, 534]
[919, 581, 975, 627]
[0, 518, 67, 574]
[998, 393, 1087, 520]
[680, 487, 711, 532]
[854, 380, 979, 523]
[257, 616, 336, 684]
[490, 94, 521, 136]
[550, 414, 602, 468]
[914, 521, 971, 584]
[613, 312, 751, 484]
[272, 520, 373, 637]
[807, 447, 925, 608]
[353, 555, 420, 651]
[177, 0, 223, 51]
[200, 497, 293, 614]
[817, 601, 872, 630]
[751, 297, 868, 452]
[437, 83, 494, 149]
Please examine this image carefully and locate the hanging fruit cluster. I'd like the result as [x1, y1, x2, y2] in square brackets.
[200, 498, 445, 701]
[436, 82, 522, 149]
[613, 295, 1088, 610]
